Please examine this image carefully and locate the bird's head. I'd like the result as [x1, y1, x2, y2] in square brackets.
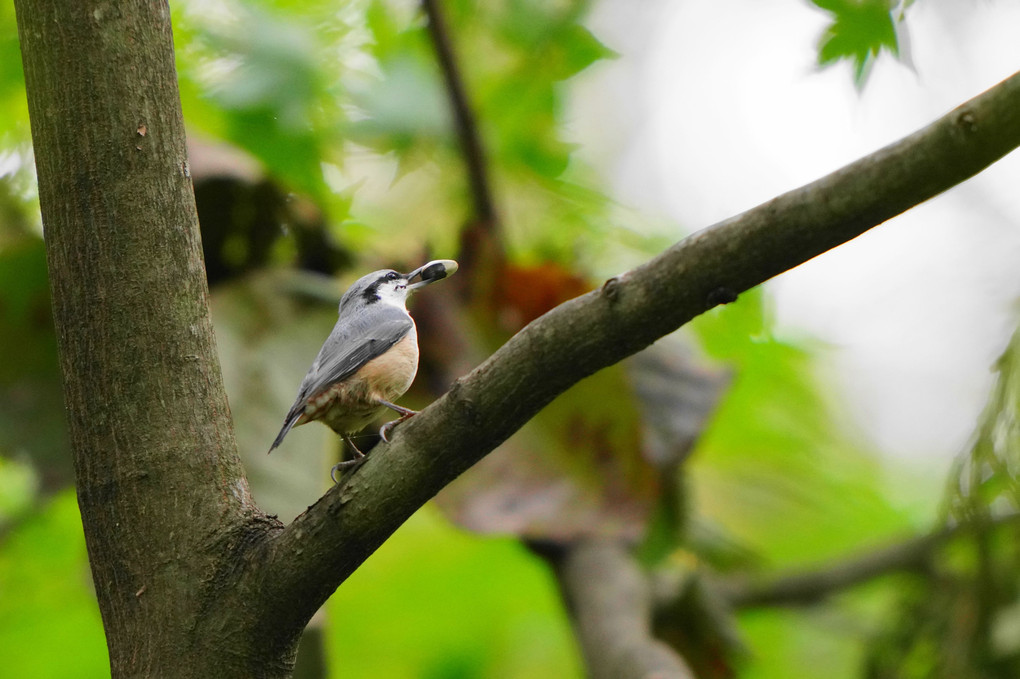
[339, 259, 458, 312]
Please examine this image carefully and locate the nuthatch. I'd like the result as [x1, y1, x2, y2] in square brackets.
[269, 259, 458, 480]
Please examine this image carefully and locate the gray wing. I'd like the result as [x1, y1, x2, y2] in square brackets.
[269, 306, 412, 452]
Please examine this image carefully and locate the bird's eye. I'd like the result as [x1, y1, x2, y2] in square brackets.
[386, 272, 398, 281]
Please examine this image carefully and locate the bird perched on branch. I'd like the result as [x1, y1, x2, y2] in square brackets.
[269, 259, 458, 481]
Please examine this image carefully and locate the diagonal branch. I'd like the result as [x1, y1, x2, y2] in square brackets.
[250, 71, 1020, 648]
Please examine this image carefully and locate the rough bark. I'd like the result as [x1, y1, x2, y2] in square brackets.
[15, 0, 1020, 676]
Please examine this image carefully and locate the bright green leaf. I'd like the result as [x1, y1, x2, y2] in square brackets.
[812, 0, 903, 86]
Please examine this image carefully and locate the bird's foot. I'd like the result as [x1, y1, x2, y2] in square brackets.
[331, 434, 368, 484]
[330, 456, 367, 485]
[379, 411, 417, 443]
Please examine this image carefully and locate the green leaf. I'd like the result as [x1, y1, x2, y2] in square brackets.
[541, 23, 617, 82]
[812, 0, 902, 86]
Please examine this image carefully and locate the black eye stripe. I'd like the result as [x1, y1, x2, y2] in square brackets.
[360, 271, 404, 304]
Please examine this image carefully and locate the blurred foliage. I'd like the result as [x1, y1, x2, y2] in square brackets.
[0, 218, 69, 488]
[860, 324, 1020, 679]
[0, 2, 28, 146]
[948, 324, 1020, 519]
[326, 505, 583, 678]
[339, 0, 620, 265]
[0, 0, 1006, 678]
[688, 289, 915, 567]
[0, 456, 36, 524]
[686, 289, 922, 679]
[172, 0, 351, 208]
[0, 490, 108, 678]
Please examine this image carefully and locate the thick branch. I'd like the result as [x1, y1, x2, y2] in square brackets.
[550, 540, 694, 679]
[254, 72, 1020, 644]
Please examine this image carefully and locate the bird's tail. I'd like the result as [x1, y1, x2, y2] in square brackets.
[268, 408, 303, 454]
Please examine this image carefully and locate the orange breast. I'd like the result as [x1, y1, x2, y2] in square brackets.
[296, 325, 419, 435]
[357, 326, 420, 403]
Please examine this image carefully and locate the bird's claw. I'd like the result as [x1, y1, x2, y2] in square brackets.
[331, 436, 368, 484]
[330, 456, 367, 485]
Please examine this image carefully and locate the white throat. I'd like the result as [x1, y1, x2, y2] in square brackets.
[376, 283, 411, 310]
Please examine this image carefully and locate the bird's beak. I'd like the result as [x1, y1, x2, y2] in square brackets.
[407, 259, 458, 290]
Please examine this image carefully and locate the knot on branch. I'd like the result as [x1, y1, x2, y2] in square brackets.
[955, 109, 978, 134]
[447, 377, 481, 427]
[705, 287, 738, 309]
[601, 276, 622, 303]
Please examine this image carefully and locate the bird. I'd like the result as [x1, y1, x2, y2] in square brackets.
[269, 259, 458, 481]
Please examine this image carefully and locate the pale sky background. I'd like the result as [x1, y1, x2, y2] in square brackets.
[575, 0, 1020, 471]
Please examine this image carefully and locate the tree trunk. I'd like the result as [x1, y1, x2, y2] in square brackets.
[14, 1, 284, 676]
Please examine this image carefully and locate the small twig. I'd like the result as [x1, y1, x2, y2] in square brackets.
[717, 511, 1020, 609]
[421, 0, 497, 228]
